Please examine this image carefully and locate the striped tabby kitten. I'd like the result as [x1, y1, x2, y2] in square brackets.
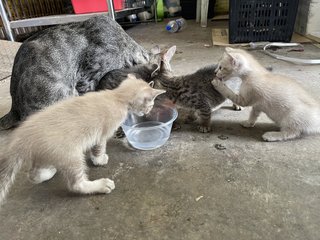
[154, 46, 240, 133]
[0, 75, 165, 206]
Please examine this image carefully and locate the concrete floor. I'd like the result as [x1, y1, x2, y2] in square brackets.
[0, 20, 320, 240]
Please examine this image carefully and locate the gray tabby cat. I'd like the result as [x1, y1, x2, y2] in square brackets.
[0, 15, 160, 130]
[0, 75, 165, 206]
[153, 46, 240, 133]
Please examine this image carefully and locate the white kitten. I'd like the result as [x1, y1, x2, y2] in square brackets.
[0, 74, 165, 206]
[212, 47, 320, 142]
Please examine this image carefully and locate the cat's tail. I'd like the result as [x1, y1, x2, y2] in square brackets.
[0, 152, 24, 207]
[0, 111, 19, 130]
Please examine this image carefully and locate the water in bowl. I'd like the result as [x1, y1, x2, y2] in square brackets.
[125, 121, 170, 150]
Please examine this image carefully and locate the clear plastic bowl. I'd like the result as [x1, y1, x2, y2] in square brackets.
[122, 103, 178, 150]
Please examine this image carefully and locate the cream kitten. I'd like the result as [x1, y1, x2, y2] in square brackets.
[212, 47, 320, 142]
[0, 74, 165, 205]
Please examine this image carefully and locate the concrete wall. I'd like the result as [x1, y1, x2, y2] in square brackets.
[307, 0, 320, 37]
[295, 0, 320, 38]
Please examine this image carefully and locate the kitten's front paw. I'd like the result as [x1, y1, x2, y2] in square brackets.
[232, 104, 242, 111]
[99, 178, 115, 194]
[211, 79, 221, 88]
[241, 121, 255, 128]
[197, 125, 211, 133]
[92, 154, 109, 166]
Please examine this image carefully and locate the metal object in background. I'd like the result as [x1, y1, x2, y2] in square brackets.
[132, 0, 145, 7]
[106, 0, 115, 20]
[0, 0, 14, 40]
[263, 43, 320, 65]
[0, 0, 147, 41]
[0, 0, 67, 41]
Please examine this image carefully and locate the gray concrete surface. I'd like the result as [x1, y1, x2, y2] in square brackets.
[0, 20, 320, 240]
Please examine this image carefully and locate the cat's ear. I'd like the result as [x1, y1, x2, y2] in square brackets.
[163, 45, 176, 63]
[127, 73, 137, 80]
[152, 89, 166, 98]
[224, 51, 238, 67]
[149, 81, 155, 88]
[150, 45, 161, 55]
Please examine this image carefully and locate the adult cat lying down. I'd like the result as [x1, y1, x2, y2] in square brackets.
[0, 15, 161, 130]
[0, 75, 165, 206]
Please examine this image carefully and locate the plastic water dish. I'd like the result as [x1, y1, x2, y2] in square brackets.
[122, 103, 178, 150]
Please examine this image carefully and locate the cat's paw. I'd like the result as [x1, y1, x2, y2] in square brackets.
[232, 104, 242, 111]
[198, 125, 211, 133]
[29, 167, 57, 184]
[211, 79, 222, 88]
[263, 131, 301, 142]
[92, 154, 109, 166]
[99, 178, 115, 194]
[241, 121, 255, 128]
[262, 132, 280, 142]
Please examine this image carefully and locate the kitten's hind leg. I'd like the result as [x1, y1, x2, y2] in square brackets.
[29, 166, 57, 184]
[65, 163, 115, 194]
[90, 140, 109, 166]
[196, 102, 212, 133]
[198, 119, 211, 133]
[262, 128, 301, 142]
[241, 108, 261, 128]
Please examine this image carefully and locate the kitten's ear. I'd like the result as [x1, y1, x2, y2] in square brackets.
[224, 52, 238, 67]
[127, 73, 137, 80]
[152, 89, 166, 98]
[149, 81, 155, 88]
[163, 45, 176, 63]
[150, 45, 161, 55]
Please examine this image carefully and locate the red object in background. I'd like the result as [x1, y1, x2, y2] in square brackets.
[71, 0, 124, 14]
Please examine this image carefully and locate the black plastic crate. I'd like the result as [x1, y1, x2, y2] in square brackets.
[229, 0, 299, 43]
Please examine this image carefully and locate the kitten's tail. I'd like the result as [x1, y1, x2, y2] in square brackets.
[0, 111, 18, 130]
[0, 152, 24, 207]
